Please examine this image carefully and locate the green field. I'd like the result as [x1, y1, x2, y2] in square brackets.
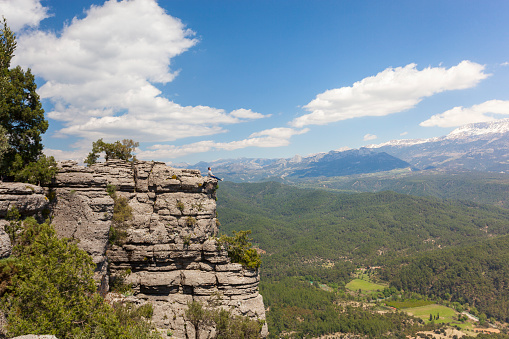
[404, 304, 457, 324]
[345, 279, 386, 292]
[386, 299, 434, 309]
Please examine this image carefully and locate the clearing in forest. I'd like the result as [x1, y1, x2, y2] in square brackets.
[345, 278, 386, 292]
[404, 304, 457, 324]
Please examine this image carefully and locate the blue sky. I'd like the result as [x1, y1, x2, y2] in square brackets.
[2, 0, 509, 165]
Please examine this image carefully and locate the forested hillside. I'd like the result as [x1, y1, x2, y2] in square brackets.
[217, 181, 509, 278]
[217, 181, 509, 337]
[291, 171, 509, 209]
[382, 234, 509, 322]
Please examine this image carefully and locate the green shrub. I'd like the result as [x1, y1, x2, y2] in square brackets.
[0, 218, 161, 338]
[5, 205, 21, 244]
[110, 269, 133, 295]
[214, 308, 264, 339]
[186, 216, 197, 226]
[185, 300, 263, 339]
[217, 230, 261, 270]
[106, 185, 132, 246]
[183, 234, 192, 246]
[106, 184, 117, 197]
[11, 154, 57, 185]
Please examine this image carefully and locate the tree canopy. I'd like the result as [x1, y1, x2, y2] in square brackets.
[0, 18, 48, 176]
[85, 139, 139, 166]
[0, 218, 161, 339]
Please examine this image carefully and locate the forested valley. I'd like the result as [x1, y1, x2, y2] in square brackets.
[217, 180, 509, 338]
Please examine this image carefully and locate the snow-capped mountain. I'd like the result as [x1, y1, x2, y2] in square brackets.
[184, 119, 509, 182]
[445, 119, 509, 139]
[190, 148, 411, 182]
[366, 119, 509, 172]
[367, 119, 509, 148]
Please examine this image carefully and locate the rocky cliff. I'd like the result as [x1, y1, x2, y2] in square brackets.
[0, 160, 267, 338]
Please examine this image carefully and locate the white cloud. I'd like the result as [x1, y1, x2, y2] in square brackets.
[230, 108, 271, 119]
[420, 100, 509, 127]
[291, 61, 490, 128]
[400, 131, 408, 136]
[12, 0, 269, 145]
[501, 62, 509, 66]
[137, 127, 309, 160]
[0, 0, 50, 31]
[363, 134, 377, 141]
[44, 148, 88, 163]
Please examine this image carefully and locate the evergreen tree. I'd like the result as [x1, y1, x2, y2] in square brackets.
[0, 18, 48, 176]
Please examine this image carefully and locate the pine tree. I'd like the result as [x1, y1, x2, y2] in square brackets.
[0, 18, 48, 176]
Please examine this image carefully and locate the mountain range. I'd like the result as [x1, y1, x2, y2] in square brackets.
[187, 119, 509, 182]
[366, 118, 509, 172]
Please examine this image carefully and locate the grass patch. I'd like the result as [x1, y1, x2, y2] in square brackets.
[345, 278, 386, 292]
[403, 304, 457, 324]
[386, 299, 434, 309]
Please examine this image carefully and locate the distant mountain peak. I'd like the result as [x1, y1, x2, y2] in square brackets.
[367, 118, 509, 148]
[446, 118, 509, 139]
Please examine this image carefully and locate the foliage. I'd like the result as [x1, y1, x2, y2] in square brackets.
[261, 276, 429, 338]
[0, 19, 48, 176]
[185, 300, 213, 339]
[106, 302, 160, 339]
[185, 300, 263, 339]
[217, 230, 261, 270]
[213, 308, 264, 339]
[217, 181, 509, 337]
[186, 216, 196, 226]
[386, 300, 434, 309]
[10, 153, 57, 185]
[217, 181, 509, 277]
[5, 205, 21, 244]
[85, 139, 139, 166]
[382, 234, 509, 322]
[0, 218, 160, 338]
[107, 184, 133, 246]
[0, 125, 7, 161]
[293, 171, 509, 209]
[109, 269, 133, 295]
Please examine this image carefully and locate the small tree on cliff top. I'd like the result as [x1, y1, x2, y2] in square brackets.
[85, 139, 139, 166]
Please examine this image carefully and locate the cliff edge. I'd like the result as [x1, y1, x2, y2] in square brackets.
[1, 160, 267, 338]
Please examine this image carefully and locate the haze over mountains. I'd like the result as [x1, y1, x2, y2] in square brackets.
[189, 119, 509, 182]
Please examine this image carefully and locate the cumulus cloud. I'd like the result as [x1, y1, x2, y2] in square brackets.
[0, 0, 50, 31]
[230, 109, 271, 119]
[420, 100, 509, 128]
[363, 134, 377, 141]
[12, 0, 269, 145]
[291, 61, 490, 128]
[44, 148, 89, 163]
[137, 127, 309, 160]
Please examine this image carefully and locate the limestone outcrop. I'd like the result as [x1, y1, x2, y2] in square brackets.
[0, 182, 50, 259]
[47, 160, 267, 338]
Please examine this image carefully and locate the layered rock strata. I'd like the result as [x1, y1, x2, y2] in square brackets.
[50, 160, 267, 338]
[0, 182, 49, 259]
